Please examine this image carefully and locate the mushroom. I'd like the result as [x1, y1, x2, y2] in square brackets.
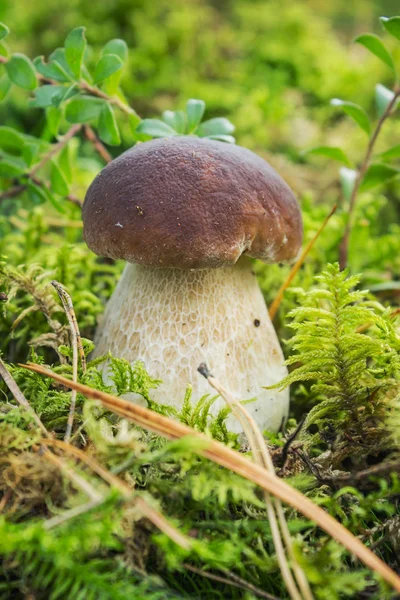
[82, 137, 302, 433]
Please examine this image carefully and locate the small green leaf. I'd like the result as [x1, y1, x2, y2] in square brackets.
[50, 160, 69, 195]
[354, 33, 395, 72]
[375, 84, 398, 117]
[206, 134, 236, 144]
[378, 144, 400, 161]
[5, 53, 37, 90]
[196, 117, 235, 137]
[162, 110, 187, 134]
[59, 145, 72, 182]
[0, 23, 9, 41]
[64, 27, 86, 79]
[330, 99, 371, 135]
[360, 163, 400, 191]
[46, 106, 62, 137]
[380, 16, 400, 41]
[136, 119, 178, 138]
[31, 84, 64, 108]
[186, 99, 205, 132]
[98, 103, 121, 146]
[0, 156, 26, 176]
[93, 53, 123, 84]
[33, 56, 72, 83]
[51, 83, 78, 108]
[0, 126, 25, 151]
[305, 146, 351, 166]
[27, 180, 48, 205]
[48, 48, 74, 79]
[0, 74, 12, 101]
[101, 39, 128, 62]
[65, 95, 104, 123]
[340, 167, 357, 201]
[22, 142, 39, 167]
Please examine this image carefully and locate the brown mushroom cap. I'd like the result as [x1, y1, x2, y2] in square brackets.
[82, 137, 302, 269]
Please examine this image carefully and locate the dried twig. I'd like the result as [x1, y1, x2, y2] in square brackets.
[198, 363, 313, 600]
[21, 365, 400, 594]
[269, 204, 337, 321]
[84, 126, 112, 163]
[0, 357, 48, 435]
[339, 88, 400, 269]
[50, 281, 86, 442]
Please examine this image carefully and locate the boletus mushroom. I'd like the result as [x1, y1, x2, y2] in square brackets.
[82, 137, 302, 433]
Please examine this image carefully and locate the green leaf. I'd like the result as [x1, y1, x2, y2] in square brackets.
[48, 48, 74, 79]
[101, 39, 128, 62]
[330, 99, 371, 135]
[46, 106, 62, 137]
[50, 160, 69, 195]
[51, 83, 78, 108]
[136, 119, 178, 138]
[206, 134, 236, 144]
[0, 156, 26, 177]
[360, 163, 400, 191]
[27, 180, 48, 205]
[354, 33, 395, 72]
[162, 110, 187, 133]
[375, 84, 398, 117]
[98, 103, 121, 145]
[31, 85, 64, 108]
[22, 142, 39, 167]
[93, 54, 123, 84]
[65, 95, 104, 123]
[305, 146, 351, 166]
[186, 99, 205, 132]
[196, 117, 235, 137]
[378, 144, 400, 161]
[380, 16, 400, 41]
[340, 167, 357, 201]
[59, 145, 72, 182]
[0, 74, 12, 101]
[5, 53, 37, 90]
[33, 56, 72, 83]
[64, 27, 86, 79]
[0, 23, 9, 41]
[0, 126, 25, 152]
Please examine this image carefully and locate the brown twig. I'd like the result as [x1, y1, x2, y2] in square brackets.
[50, 281, 86, 442]
[30, 125, 82, 176]
[84, 126, 112, 163]
[0, 357, 48, 435]
[269, 204, 337, 321]
[339, 88, 400, 269]
[183, 563, 281, 600]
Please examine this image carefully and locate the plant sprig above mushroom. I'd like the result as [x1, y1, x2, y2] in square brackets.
[82, 136, 302, 433]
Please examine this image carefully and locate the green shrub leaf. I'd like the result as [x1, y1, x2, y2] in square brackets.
[354, 33, 395, 72]
[0, 22, 9, 41]
[101, 39, 128, 62]
[0, 74, 12, 101]
[31, 85, 65, 108]
[93, 54, 123, 84]
[360, 163, 400, 191]
[33, 56, 72, 83]
[330, 99, 371, 135]
[375, 84, 398, 117]
[5, 54, 37, 90]
[186, 99, 206, 132]
[206, 134, 236, 144]
[50, 160, 69, 196]
[0, 127, 25, 152]
[0, 156, 26, 176]
[136, 119, 177, 138]
[378, 144, 400, 161]
[196, 117, 235, 137]
[64, 27, 86, 79]
[380, 16, 400, 41]
[65, 95, 104, 123]
[305, 146, 351, 166]
[98, 103, 121, 145]
[162, 110, 187, 133]
[340, 167, 357, 200]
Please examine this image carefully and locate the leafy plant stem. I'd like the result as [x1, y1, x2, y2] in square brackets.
[339, 87, 400, 269]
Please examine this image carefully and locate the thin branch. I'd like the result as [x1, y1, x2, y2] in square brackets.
[50, 281, 86, 442]
[80, 80, 139, 118]
[183, 563, 281, 600]
[19, 363, 400, 594]
[30, 125, 82, 176]
[84, 126, 112, 163]
[339, 88, 400, 269]
[0, 357, 48, 435]
[269, 204, 337, 321]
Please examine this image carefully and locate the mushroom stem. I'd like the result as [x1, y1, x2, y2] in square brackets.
[94, 257, 289, 433]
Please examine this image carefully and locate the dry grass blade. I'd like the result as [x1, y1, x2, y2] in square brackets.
[20, 362, 400, 594]
[199, 364, 313, 600]
[269, 204, 337, 321]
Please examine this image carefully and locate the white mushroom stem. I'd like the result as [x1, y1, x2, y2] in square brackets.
[93, 256, 289, 433]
